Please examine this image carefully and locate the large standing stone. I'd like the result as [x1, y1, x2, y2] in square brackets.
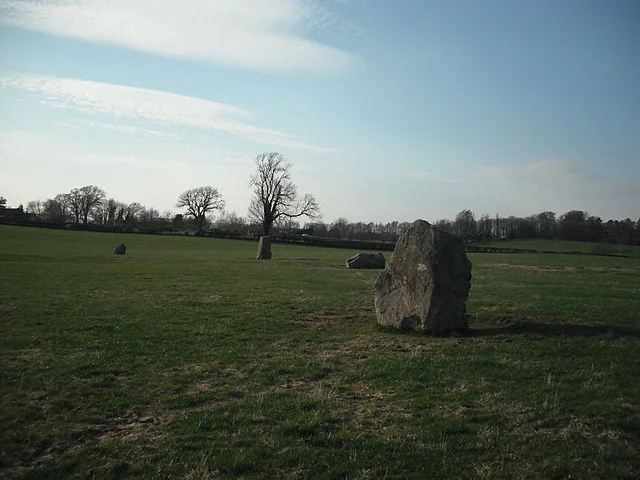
[256, 236, 272, 260]
[113, 243, 126, 255]
[346, 252, 385, 269]
[374, 220, 471, 332]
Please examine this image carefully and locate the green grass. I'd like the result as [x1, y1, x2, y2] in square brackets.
[2, 225, 640, 479]
[471, 237, 640, 257]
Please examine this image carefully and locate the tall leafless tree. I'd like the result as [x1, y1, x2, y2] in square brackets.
[101, 198, 120, 227]
[43, 194, 69, 223]
[215, 211, 247, 235]
[80, 186, 106, 223]
[26, 200, 44, 218]
[118, 202, 143, 230]
[331, 217, 350, 239]
[177, 186, 225, 235]
[67, 185, 106, 223]
[67, 188, 84, 223]
[248, 153, 320, 236]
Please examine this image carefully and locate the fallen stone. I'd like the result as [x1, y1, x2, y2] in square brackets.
[346, 252, 385, 269]
[374, 220, 471, 332]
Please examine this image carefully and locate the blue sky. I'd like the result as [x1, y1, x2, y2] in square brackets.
[1, 0, 638, 223]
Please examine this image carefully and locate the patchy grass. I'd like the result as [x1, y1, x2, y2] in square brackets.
[1, 225, 639, 479]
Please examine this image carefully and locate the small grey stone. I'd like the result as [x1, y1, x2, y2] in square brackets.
[113, 243, 126, 255]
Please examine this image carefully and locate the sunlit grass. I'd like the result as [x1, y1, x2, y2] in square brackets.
[2, 225, 639, 478]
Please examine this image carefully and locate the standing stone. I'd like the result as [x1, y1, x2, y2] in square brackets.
[346, 252, 385, 269]
[113, 243, 126, 255]
[374, 220, 471, 332]
[256, 236, 272, 260]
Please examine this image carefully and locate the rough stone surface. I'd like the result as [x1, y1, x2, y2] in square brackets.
[346, 252, 385, 269]
[374, 220, 471, 332]
[113, 243, 126, 255]
[256, 236, 272, 260]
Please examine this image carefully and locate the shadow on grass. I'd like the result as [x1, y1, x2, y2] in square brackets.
[469, 316, 640, 339]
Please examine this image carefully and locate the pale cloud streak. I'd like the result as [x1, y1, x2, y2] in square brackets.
[0, 73, 334, 152]
[0, 0, 357, 73]
[55, 120, 175, 138]
[475, 159, 588, 192]
[400, 171, 463, 184]
[401, 160, 586, 187]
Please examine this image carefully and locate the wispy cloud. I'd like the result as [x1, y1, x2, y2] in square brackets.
[0, 73, 334, 152]
[302, 0, 365, 36]
[400, 171, 463, 184]
[0, 0, 358, 73]
[55, 120, 174, 138]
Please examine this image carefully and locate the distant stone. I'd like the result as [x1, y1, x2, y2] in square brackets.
[374, 220, 471, 332]
[256, 236, 272, 260]
[113, 243, 126, 255]
[346, 252, 385, 269]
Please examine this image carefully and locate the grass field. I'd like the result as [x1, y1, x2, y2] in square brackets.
[471, 237, 640, 257]
[2, 225, 640, 479]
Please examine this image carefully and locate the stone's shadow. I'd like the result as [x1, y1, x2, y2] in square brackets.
[469, 316, 640, 339]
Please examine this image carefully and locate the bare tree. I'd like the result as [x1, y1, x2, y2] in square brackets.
[477, 214, 493, 242]
[117, 202, 143, 230]
[215, 211, 247, 235]
[532, 211, 556, 239]
[67, 185, 106, 223]
[139, 207, 160, 226]
[454, 209, 477, 241]
[26, 200, 44, 218]
[330, 217, 350, 239]
[67, 188, 83, 223]
[177, 186, 225, 235]
[274, 217, 300, 232]
[43, 195, 69, 223]
[80, 185, 106, 223]
[101, 198, 120, 227]
[559, 210, 588, 241]
[248, 152, 320, 236]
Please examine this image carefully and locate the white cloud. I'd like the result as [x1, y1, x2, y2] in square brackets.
[302, 0, 365, 35]
[55, 120, 172, 138]
[0, 73, 333, 152]
[0, 0, 357, 73]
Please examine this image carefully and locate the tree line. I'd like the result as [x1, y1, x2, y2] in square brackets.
[0, 153, 320, 238]
[1, 156, 638, 246]
[432, 210, 639, 246]
[303, 210, 639, 246]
